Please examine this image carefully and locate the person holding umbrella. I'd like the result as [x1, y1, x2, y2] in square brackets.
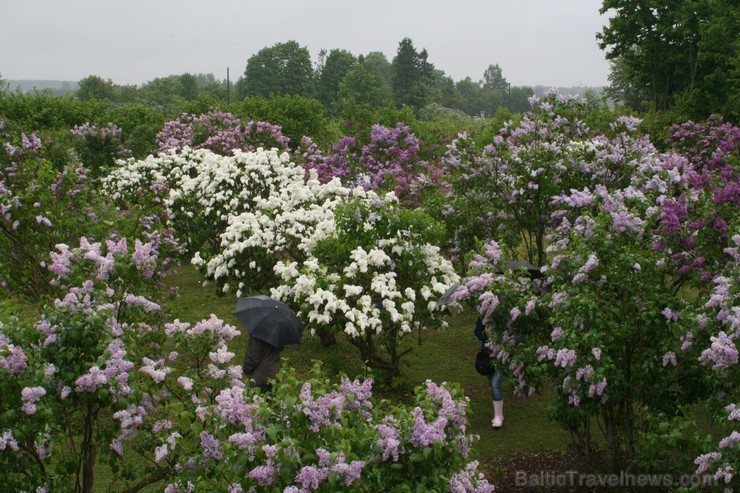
[242, 336, 282, 394]
[234, 295, 304, 393]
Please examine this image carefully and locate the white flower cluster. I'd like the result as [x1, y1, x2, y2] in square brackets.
[271, 199, 458, 340]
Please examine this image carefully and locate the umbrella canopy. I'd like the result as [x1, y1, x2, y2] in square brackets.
[234, 295, 304, 349]
[438, 283, 462, 306]
[503, 260, 543, 279]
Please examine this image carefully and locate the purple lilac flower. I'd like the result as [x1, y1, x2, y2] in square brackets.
[75, 366, 108, 392]
[448, 461, 495, 493]
[0, 338, 28, 374]
[694, 452, 722, 475]
[199, 431, 223, 462]
[662, 352, 678, 367]
[295, 465, 327, 490]
[718, 431, 740, 448]
[554, 349, 577, 368]
[550, 327, 563, 342]
[699, 332, 738, 371]
[375, 418, 401, 461]
[0, 430, 20, 451]
[21, 386, 46, 415]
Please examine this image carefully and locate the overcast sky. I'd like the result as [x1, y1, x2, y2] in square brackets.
[2, 0, 613, 88]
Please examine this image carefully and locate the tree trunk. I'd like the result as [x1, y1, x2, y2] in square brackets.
[80, 401, 98, 493]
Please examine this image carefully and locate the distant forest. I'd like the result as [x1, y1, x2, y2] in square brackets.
[2, 37, 606, 120]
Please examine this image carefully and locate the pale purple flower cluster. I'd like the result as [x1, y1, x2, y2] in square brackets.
[694, 452, 722, 474]
[0, 334, 28, 374]
[554, 348, 577, 368]
[339, 376, 374, 415]
[409, 406, 447, 448]
[448, 460, 495, 493]
[248, 465, 277, 486]
[662, 351, 678, 367]
[298, 382, 347, 432]
[75, 366, 108, 393]
[0, 430, 20, 451]
[409, 381, 469, 450]
[20, 386, 46, 415]
[20, 132, 42, 151]
[588, 379, 608, 402]
[199, 431, 223, 463]
[139, 357, 172, 383]
[699, 332, 738, 372]
[375, 417, 402, 461]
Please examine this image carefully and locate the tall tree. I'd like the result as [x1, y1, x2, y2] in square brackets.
[179, 73, 199, 101]
[239, 40, 315, 99]
[338, 63, 389, 108]
[391, 38, 435, 110]
[364, 51, 393, 93]
[76, 75, 115, 100]
[453, 77, 484, 116]
[597, 0, 738, 116]
[482, 64, 508, 91]
[316, 49, 357, 113]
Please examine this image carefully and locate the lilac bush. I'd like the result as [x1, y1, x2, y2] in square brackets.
[69, 122, 132, 178]
[272, 194, 459, 374]
[171, 363, 492, 492]
[302, 123, 445, 207]
[452, 109, 738, 479]
[155, 109, 291, 155]
[0, 233, 242, 492]
[439, 91, 657, 268]
[0, 122, 103, 300]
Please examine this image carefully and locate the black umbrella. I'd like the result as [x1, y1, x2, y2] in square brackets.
[438, 283, 462, 306]
[234, 295, 304, 349]
[500, 260, 543, 279]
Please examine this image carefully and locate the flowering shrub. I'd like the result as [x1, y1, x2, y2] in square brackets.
[0, 234, 241, 492]
[302, 123, 445, 207]
[155, 109, 291, 155]
[273, 193, 459, 375]
[0, 232, 490, 491]
[193, 172, 352, 296]
[103, 147, 305, 258]
[171, 363, 492, 492]
[0, 123, 105, 300]
[439, 91, 656, 267]
[453, 111, 738, 478]
[652, 116, 740, 282]
[69, 122, 132, 178]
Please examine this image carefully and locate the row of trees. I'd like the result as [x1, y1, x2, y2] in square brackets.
[55, 38, 533, 118]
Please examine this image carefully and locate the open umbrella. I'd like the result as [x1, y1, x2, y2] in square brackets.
[234, 295, 304, 349]
[502, 260, 543, 279]
[438, 283, 462, 306]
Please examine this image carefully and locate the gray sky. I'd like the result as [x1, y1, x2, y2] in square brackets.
[1, 0, 613, 88]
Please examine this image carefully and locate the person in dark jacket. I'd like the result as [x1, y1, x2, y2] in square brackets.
[242, 336, 281, 393]
[475, 317, 504, 428]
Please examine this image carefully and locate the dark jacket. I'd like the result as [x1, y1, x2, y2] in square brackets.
[474, 318, 489, 352]
[242, 337, 281, 386]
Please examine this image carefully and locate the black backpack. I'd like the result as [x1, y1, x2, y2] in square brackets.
[475, 350, 496, 376]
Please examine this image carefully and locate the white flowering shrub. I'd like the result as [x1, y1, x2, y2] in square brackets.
[272, 193, 459, 376]
[103, 147, 306, 257]
[193, 174, 354, 296]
